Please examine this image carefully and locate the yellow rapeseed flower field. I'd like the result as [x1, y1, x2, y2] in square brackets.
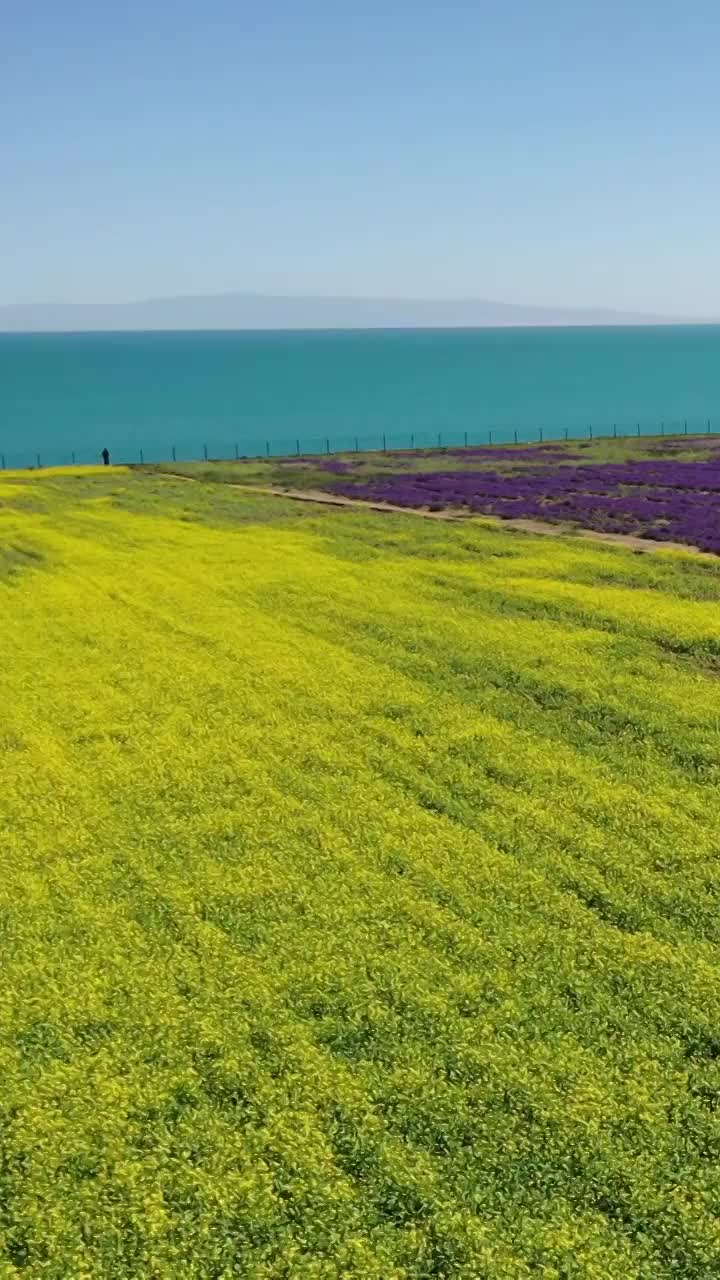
[2, 468, 720, 1278]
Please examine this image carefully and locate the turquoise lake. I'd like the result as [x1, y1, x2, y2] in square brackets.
[1, 326, 720, 467]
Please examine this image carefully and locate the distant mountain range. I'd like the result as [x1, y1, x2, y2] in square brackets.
[0, 292, 699, 333]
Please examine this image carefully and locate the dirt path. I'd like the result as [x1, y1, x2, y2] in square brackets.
[158, 473, 704, 557]
[499, 517, 696, 556]
[231, 484, 465, 520]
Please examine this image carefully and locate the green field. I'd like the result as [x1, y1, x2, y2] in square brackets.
[3, 467, 720, 1278]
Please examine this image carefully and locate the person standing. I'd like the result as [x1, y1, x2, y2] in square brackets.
[101, 447, 110, 466]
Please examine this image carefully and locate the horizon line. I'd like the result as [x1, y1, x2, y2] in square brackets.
[4, 322, 720, 338]
[1, 289, 715, 334]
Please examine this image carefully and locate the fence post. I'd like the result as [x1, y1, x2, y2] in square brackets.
[489, 430, 493, 445]
[325, 438, 330, 455]
[589, 425, 593, 440]
[539, 427, 543, 443]
[464, 431, 468, 448]
[514, 430, 518, 445]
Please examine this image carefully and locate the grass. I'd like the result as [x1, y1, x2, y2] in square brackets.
[150, 431, 720, 491]
[3, 467, 720, 1276]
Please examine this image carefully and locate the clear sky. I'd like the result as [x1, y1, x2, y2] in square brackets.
[2, 0, 719, 313]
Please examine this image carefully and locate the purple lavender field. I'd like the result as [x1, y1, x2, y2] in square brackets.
[324, 444, 720, 554]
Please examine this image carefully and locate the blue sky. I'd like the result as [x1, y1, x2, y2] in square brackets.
[2, 0, 719, 313]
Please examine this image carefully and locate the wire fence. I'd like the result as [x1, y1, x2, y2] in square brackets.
[1, 416, 719, 470]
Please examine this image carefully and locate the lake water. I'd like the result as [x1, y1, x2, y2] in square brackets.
[1, 326, 720, 468]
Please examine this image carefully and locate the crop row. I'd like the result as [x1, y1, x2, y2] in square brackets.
[327, 455, 720, 552]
